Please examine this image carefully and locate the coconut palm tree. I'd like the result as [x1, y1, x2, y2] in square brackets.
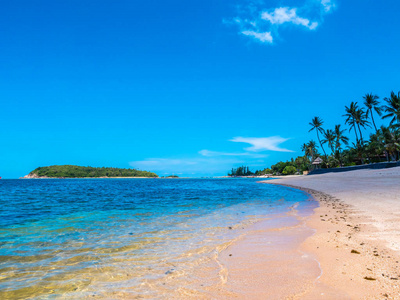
[322, 129, 336, 155]
[330, 125, 349, 167]
[353, 108, 370, 145]
[380, 125, 400, 161]
[309, 116, 327, 160]
[363, 93, 382, 132]
[334, 124, 349, 153]
[302, 140, 318, 163]
[301, 143, 308, 158]
[350, 142, 366, 164]
[367, 128, 386, 162]
[343, 102, 360, 145]
[382, 91, 400, 128]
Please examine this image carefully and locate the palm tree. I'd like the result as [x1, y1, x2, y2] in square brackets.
[380, 125, 400, 161]
[353, 108, 370, 145]
[382, 91, 400, 128]
[301, 143, 308, 159]
[350, 142, 366, 164]
[322, 129, 336, 155]
[309, 116, 327, 160]
[363, 93, 382, 132]
[343, 102, 360, 145]
[302, 140, 318, 164]
[332, 125, 349, 167]
[333, 124, 349, 153]
[368, 128, 386, 162]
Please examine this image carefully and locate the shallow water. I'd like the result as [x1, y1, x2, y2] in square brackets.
[0, 178, 317, 298]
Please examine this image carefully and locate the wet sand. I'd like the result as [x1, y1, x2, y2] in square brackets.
[264, 167, 400, 299]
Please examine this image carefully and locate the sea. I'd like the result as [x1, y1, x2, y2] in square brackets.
[0, 178, 318, 299]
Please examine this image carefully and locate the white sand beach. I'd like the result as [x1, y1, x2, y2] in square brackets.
[264, 167, 400, 299]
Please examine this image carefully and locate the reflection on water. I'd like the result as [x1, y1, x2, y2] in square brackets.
[0, 178, 316, 298]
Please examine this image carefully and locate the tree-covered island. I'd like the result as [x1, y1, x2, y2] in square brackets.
[23, 165, 158, 178]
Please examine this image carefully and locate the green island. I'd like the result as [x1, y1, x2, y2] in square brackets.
[24, 165, 158, 178]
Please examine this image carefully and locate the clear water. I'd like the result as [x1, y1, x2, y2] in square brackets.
[0, 178, 316, 299]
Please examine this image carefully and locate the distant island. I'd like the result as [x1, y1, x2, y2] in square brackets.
[23, 165, 158, 178]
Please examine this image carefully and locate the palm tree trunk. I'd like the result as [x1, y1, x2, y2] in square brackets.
[371, 112, 378, 132]
[352, 118, 359, 145]
[317, 131, 327, 156]
[357, 124, 364, 145]
[316, 131, 328, 168]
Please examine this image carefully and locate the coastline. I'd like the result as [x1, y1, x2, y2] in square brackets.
[263, 167, 400, 298]
[172, 190, 322, 299]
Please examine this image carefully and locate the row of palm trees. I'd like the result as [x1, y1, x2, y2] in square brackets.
[305, 91, 400, 168]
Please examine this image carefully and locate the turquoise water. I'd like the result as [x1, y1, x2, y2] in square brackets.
[0, 178, 316, 298]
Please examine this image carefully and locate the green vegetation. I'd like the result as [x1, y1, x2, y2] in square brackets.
[282, 165, 297, 175]
[28, 165, 158, 178]
[304, 91, 400, 167]
[255, 168, 273, 176]
[228, 166, 254, 176]
[228, 90, 400, 176]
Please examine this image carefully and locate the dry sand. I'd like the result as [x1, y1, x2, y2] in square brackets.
[264, 167, 400, 299]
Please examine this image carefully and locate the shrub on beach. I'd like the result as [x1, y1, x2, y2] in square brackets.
[282, 166, 297, 175]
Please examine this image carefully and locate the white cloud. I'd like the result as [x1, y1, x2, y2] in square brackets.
[261, 7, 318, 30]
[241, 30, 273, 43]
[320, 0, 335, 12]
[230, 136, 294, 152]
[228, 0, 336, 44]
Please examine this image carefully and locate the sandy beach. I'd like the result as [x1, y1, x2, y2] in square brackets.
[264, 167, 400, 299]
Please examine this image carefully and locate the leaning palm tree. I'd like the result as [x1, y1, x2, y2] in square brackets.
[309, 116, 327, 159]
[363, 93, 382, 132]
[382, 91, 400, 128]
[343, 102, 360, 145]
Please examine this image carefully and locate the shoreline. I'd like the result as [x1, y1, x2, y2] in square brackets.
[263, 167, 400, 298]
[177, 190, 322, 299]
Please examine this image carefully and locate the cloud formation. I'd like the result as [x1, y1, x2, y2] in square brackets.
[230, 136, 294, 152]
[261, 7, 318, 30]
[241, 30, 273, 43]
[320, 0, 335, 12]
[230, 0, 337, 44]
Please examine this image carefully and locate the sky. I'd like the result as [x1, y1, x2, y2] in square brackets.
[1, 0, 399, 178]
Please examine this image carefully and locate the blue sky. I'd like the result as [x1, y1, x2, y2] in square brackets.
[1, 0, 399, 178]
